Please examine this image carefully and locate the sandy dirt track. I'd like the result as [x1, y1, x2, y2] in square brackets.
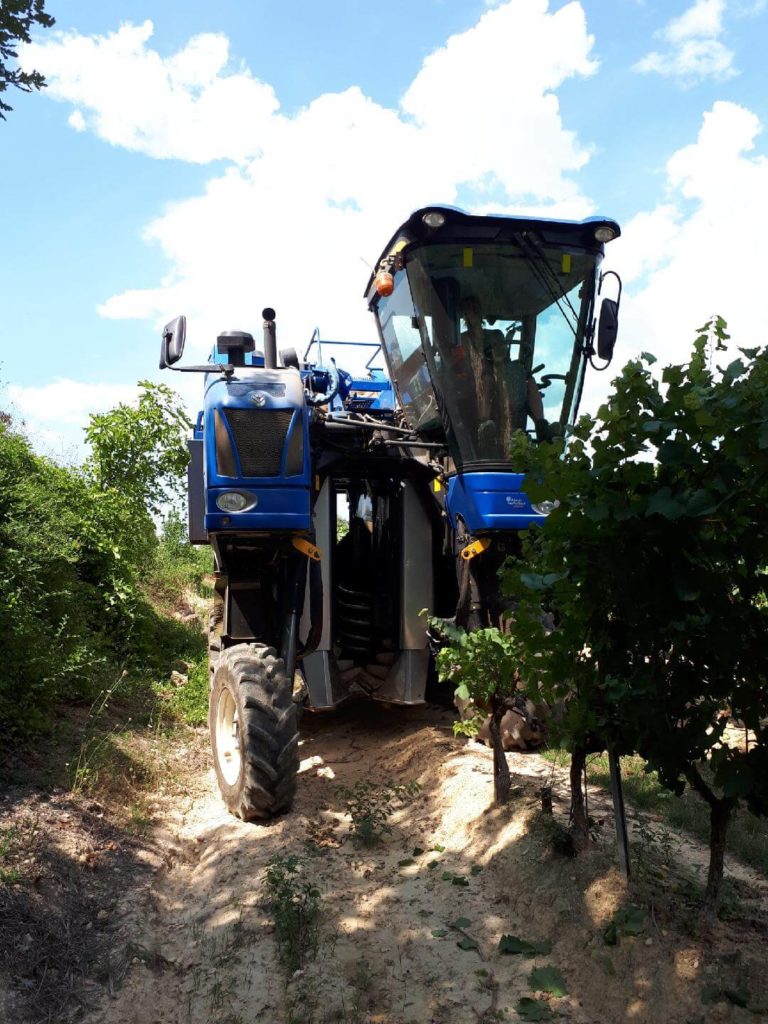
[57, 702, 766, 1024]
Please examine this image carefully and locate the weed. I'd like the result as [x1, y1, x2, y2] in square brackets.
[165, 653, 209, 726]
[542, 748, 768, 876]
[453, 710, 485, 738]
[336, 779, 421, 846]
[264, 854, 321, 974]
[70, 671, 128, 794]
[0, 827, 20, 884]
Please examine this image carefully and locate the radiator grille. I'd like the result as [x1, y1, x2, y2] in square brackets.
[224, 409, 292, 477]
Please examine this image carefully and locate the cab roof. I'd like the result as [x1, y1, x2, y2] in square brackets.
[364, 205, 621, 301]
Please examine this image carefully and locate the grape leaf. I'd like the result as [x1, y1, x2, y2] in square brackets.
[528, 966, 567, 997]
[499, 934, 552, 957]
[515, 997, 553, 1021]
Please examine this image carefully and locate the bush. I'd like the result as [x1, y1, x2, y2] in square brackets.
[147, 512, 211, 604]
[0, 423, 152, 731]
[0, 382, 194, 735]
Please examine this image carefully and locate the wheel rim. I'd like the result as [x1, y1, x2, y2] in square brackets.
[215, 687, 241, 786]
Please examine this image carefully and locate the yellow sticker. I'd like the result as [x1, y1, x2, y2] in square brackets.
[561, 253, 572, 274]
[463, 247, 474, 268]
[433, 478, 443, 492]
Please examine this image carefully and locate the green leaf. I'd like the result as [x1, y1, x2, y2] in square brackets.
[528, 966, 567, 997]
[452, 875, 469, 886]
[470, 865, 482, 876]
[412, 846, 425, 856]
[723, 988, 750, 1008]
[432, 843, 446, 853]
[455, 683, 470, 701]
[515, 997, 553, 1021]
[722, 358, 745, 383]
[398, 858, 415, 867]
[431, 928, 448, 938]
[451, 917, 472, 929]
[456, 936, 479, 951]
[640, 352, 657, 365]
[427, 860, 439, 870]
[441, 871, 453, 881]
[614, 905, 645, 937]
[646, 487, 685, 520]
[603, 922, 618, 946]
[684, 489, 717, 517]
[499, 935, 552, 957]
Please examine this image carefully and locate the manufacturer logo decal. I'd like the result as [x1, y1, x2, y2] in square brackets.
[505, 495, 527, 509]
[249, 391, 268, 407]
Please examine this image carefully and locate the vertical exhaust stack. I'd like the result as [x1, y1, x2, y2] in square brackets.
[262, 307, 277, 369]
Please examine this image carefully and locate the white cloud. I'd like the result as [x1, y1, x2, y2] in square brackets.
[21, 20, 279, 163]
[5, 379, 140, 459]
[23, 1, 600, 361]
[68, 109, 86, 131]
[665, 0, 725, 41]
[602, 101, 768, 386]
[633, 0, 737, 83]
[8, 379, 138, 425]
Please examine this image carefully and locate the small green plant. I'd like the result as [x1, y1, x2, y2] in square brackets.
[264, 854, 321, 974]
[70, 671, 128, 794]
[602, 905, 645, 946]
[166, 653, 209, 726]
[453, 708, 485, 739]
[0, 827, 20, 884]
[430, 618, 522, 805]
[336, 779, 421, 846]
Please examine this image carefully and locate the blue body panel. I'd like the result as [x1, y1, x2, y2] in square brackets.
[445, 472, 545, 532]
[202, 371, 312, 533]
[206, 486, 311, 531]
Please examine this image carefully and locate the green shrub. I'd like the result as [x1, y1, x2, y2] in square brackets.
[0, 382, 194, 735]
[147, 512, 212, 603]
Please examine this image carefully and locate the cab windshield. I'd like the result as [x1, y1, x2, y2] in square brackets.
[377, 241, 598, 467]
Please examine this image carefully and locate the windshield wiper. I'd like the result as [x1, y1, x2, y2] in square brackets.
[512, 234, 579, 339]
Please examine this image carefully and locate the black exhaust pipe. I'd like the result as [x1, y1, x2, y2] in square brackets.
[262, 307, 277, 369]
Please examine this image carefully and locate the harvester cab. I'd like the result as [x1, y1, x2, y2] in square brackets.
[366, 205, 620, 531]
[159, 204, 621, 822]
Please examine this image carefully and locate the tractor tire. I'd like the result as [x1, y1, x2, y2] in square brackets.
[209, 644, 300, 821]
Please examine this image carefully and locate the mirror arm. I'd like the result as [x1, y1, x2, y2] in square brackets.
[598, 269, 623, 305]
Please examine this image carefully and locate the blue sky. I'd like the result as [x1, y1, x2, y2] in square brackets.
[2, 0, 768, 456]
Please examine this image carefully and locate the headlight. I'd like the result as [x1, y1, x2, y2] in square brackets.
[215, 491, 255, 512]
[531, 500, 560, 516]
[594, 225, 617, 242]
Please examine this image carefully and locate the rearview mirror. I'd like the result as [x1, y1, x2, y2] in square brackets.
[597, 298, 619, 362]
[160, 315, 186, 369]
